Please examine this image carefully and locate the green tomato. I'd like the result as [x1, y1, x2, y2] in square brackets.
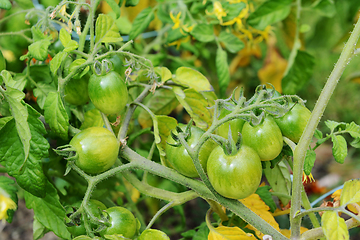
[64, 74, 90, 105]
[88, 71, 128, 115]
[70, 127, 119, 174]
[0, 50, 6, 72]
[216, 108, 245, 142]
[139, 229, 170, 240]
[274, 103, 311, 143]
[207, 145, 262, 199]
[242, 116, 283, 161]
[165, 125, 217, 178]
[100, 206, 137, 238]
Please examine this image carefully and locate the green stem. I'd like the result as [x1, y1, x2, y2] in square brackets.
[290, 14, 360, 239]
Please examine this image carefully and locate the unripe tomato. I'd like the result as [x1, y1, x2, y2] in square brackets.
[139, 229, 170, 240]
[88, 71, 128, 115]
[216, 108, 244, 142]
[64, 74, 90, 105]
[70, 127, 119, 174]
[207, 145, 262, 199]
[100, 206, 137, 238]
[274, 103, 311, 143]
[242, 116, 283, 161]
[165, 125, 217, 178]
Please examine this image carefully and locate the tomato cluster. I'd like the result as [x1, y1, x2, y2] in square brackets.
[165, 100, 311, 200]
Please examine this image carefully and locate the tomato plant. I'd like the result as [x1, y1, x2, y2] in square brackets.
[165, 125, 217, 178]
[88, 70, 128, 115]
[207, 144, 262, 199]
[69, 127, 119, 174]
[1, 1, 360, 240]
[0, 50, 5, 72]
[242, 116, 284, 161]
[274, 103, 312, 143]
[99, 206, 138, 238]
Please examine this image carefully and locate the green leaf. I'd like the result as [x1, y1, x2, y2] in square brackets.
[304, 149, 316, 175]
[0, 0, 12, 10]
[28, 39, 51, 61]
[282, 50, 315, 94]
[345, 122, 360, 139]
[331, 135, 347, 164]
[95, 14, 122, 44]
[33, 217, 49, 240]
[3, 87, 31, 161]
[313, 0, 336, 18]
[31, 26, 47, 42]
[0, 176, 18, 223]
[255, 185, 277, 213]
[138, 89, 179, 129]
[80, 108, 104, 130]
[216, 47, 230, 98]
[44, 92, 69, 140]
[314, 129, 323, 140]
[50, 51, 67, 75]
[0, 116, 13, 130]
[69, 58, 90, 79]
[263, 161, 291, 206]
[350, 138, 360, 148]
[247, 0, 292, 30]
[129, 7, 154, 40]
[340, 179, 360, 206]
[154, 66, 172, 83]
[104, 0, 121, 18]
[174, 67, 214, 92]
[173, 87, 215, 130]
[325, 120, 344, 132]
[221, 2, 246, 23]
[59, 28, 78, 52]
[24, 181, 71, 240]
[33, 82, 57, 109]
[218, 31, 244, 53]
[2, 70, 27, 91]
[321, 211, 349, 240]
[190, 24, 214, 42]
[0, 106, 48, 197]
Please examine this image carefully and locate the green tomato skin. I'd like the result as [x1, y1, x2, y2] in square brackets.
[100, 207, 137, 238]
[216, 109, 244, 142]
[207, 145, 262, 199]
[64, 75, 90, 105]
[165, 125, 217, 178]
[242, 116, 283, 161]
[70, 127, 119, 174]
[88, 71, 128, 115]
[274, 104, 311, 143]
[139, 229, 170, 240]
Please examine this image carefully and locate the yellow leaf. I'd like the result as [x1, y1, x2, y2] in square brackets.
[208, 226, 256, 240]
[340, 179, 360, 206]
[239, 194, 280, 239]
[321, 211, 349, 240]
[258, 44, 287, 93]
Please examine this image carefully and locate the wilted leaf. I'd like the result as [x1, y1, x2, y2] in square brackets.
[208, 225, 256, 240]
[340, 179, 360, 206]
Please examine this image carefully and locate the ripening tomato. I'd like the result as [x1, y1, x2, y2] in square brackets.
[274, 103, 311, 143]
[166, 125, 217, 178]
[69, 127, 119, 174]
[88, 71, 128, 115]
[207, 145, 262, 199]
[242, 116, 283, 161]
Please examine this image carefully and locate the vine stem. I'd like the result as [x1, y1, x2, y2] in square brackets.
[290, 14, 360, 239]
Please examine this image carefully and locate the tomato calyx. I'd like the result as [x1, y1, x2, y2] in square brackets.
[93, 59, 113, 76]
[166, 121, 193, 148]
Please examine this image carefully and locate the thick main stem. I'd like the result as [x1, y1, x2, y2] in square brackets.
[290, 15, 360, 239]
